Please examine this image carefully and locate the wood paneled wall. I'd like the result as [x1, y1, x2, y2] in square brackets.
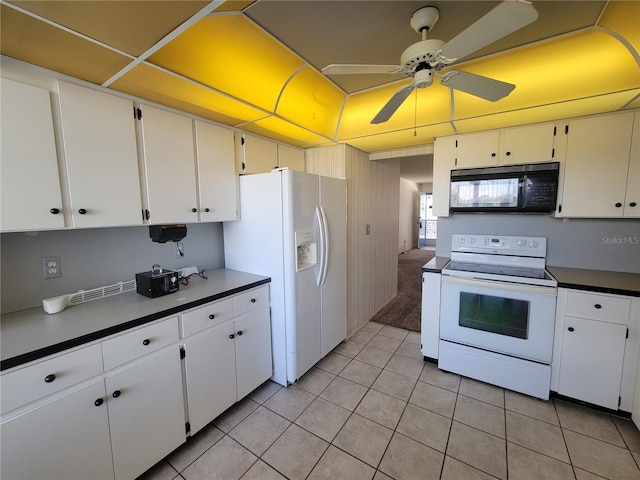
[306, 144, 400, 336]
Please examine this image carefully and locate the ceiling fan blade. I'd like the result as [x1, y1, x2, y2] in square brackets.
[440, 71, 515, 101]
[371, 84, 415, 124]
[439, 0, 538, 62]
[322, 64, 401, 75]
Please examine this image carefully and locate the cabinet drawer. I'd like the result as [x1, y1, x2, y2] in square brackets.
[102, 317, 179, 370]
[233, 286, 270, 317]
[565, 290, 631, 324]
[1, 343, 103, 414]
[181, 298, 233, 337]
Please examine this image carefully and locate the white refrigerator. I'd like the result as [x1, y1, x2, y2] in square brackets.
[223, 170, 347, 386]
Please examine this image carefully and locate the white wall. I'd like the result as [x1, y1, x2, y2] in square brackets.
[399, 178, 419, 252]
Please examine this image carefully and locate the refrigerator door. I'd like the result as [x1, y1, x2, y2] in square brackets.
[319, 176, 347, 356]
[285, 171, 322, 381]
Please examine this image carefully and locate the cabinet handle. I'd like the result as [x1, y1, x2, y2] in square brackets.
[94, 398, 104, 407]
[250, 298, 256, 303]
[142, 339, 151, 346]
[594, 304, 602, 309]
[237, 330, 243, 336]
[44, 374, 56, 383]
[50, 208, 60, 215]
[112, 390, 121, 398]
[78, 208, 87, 215]
[505, 151, 511, 156]
[630, 202, 637, 207]
[229, 334, 235, 339]
[209, 314, 215, 320]
[615, 203, 622, 208]
[204, 208, 210, 212]
[192, 208, 197, 213]
[491, 153, 496, 157]
[568, 327, 574, 332]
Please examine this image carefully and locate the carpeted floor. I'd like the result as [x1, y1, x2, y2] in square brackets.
[368, 248, 435, 332]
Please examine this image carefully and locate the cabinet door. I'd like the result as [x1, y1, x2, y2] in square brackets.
[624, 112, 640, 217]
[195, 120, 238, 221]
[278, 144, 305, 172]
[500, 123, 556, 165]
[183, 321, 237, 435]
[106, 348, 185, 480]
[239, 134, 278, 174]
[560, 112, 634, 217]
[421, 272, 441, 359]
[1, 78, 64, 231]
[234, 307, 273, 399]
[0, 380, 113, 480]
[432, 136, 457, 217]
[58, 81, 142, 228]
[558, 316, 627, 410]
[455, 130, 500, 168]
[139, 105, 198, 224]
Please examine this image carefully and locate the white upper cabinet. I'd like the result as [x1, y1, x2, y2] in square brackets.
[1, 78, 64, 232]
[455, 130, 500, 168]
[58, 81, 142, 228]
[194, 120, 238, 222]
[138, 104, 198, 224]
[432, 136, 457, 217]
[499, 123, 557, 165]
[277, 144, 305, 172]
[558, 111, 635, 218]
[236, 133, 279, 174]
[624, 112, 640, 217]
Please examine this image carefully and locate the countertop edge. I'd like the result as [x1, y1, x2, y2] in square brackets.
[1, 274, 270, 371]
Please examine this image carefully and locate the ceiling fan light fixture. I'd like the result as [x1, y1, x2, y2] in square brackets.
[414, 69, 433, 89]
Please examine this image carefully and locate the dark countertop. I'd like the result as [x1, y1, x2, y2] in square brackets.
[548, 266, 640, 297]
[1, 268, 270, 371]
[422, 256, 450, 273]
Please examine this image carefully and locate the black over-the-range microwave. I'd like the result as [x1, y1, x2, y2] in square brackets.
[449, 162, 560, 213]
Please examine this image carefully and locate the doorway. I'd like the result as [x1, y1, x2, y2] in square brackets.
[418, 192, 437, 248]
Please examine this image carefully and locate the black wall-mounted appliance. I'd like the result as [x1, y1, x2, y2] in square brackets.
[149, 224, 187, 243]
[449, 162, 559, 213]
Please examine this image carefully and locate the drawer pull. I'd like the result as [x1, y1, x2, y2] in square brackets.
[94, 398, 104, 407]
[229, 334, 235, 339]
[237, 330, 243, 336]
[568, 327, 575, 332]
[615, 203, 623, 208]
[250, 298, 256, 303]
[594, 304, 602, 309]
[112, 390, 121, 398]
[209, 314, 215, 320]
[142, 339, 151, 346]
[44, 374, 56, 383]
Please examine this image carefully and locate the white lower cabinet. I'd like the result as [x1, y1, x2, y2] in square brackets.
[183, 303, 272, 435]
[0, 379, 114, 480]
[106, 348, 186, 480]
[420, 271, 441, 360]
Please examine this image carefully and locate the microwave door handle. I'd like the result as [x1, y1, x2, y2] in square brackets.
[519, 177, 526, 208]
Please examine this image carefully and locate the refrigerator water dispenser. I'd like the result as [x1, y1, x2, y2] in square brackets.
[295, 229, 317, 271]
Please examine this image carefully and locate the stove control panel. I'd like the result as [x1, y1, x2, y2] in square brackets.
[452, 234, 547, 257]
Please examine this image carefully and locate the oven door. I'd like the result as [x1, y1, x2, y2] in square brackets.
[440, 275, 557, 363]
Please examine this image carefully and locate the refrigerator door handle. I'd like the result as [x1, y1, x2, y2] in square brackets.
[315, 206, 325, 286]
[319, 205, 329, 286]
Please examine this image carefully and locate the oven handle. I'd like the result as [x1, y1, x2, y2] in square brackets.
[441, 275, 557, 296]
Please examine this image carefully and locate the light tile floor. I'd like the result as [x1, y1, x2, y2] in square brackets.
[139, 322, 640, 480]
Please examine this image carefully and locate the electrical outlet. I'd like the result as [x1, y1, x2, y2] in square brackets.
[43, 256, 62, 279]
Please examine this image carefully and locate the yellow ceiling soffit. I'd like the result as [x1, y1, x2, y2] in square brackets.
[597, 0, 640, 58]
[0, 5, 131, 85]
[241, 116, 333, 148]
[276, 66, 346, 139]
[5, 0, 211, 57]
[453, 29, 640, 121]
[148, 14, 305, 113]
[454, 89, 640, 134]
[344, 122, 455, 153]
[110, 63, 267, 127]
[337, 81, 452, 141]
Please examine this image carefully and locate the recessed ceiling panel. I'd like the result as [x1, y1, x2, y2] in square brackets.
[598, 0, 640, 56]
[148, 14, 305, 113]
[276, 67, 345, 138]
[110, 63, 267, 126]
[0, 5, 132, 85]
[6, 0, 211, 56]
[242, 116, 332, 147]
[344, 122, 455, 153]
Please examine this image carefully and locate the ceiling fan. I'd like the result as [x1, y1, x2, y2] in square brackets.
[322, 0, 539, 124]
